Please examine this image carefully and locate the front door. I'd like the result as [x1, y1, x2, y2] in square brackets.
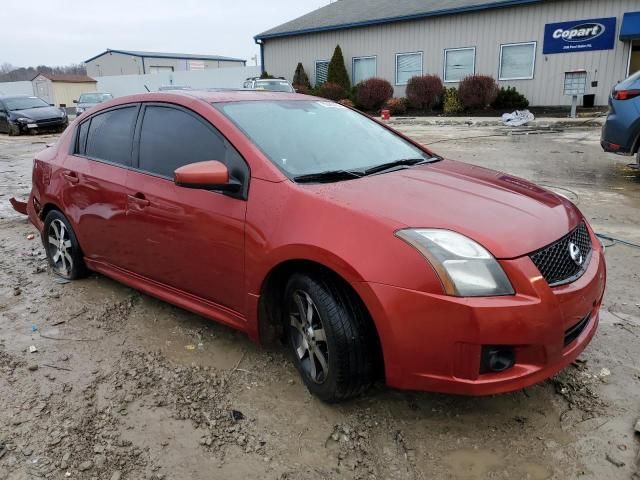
[124, 104, 249, 315]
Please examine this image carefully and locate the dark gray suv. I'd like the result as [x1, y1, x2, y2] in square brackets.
[601, 71, 640, 167]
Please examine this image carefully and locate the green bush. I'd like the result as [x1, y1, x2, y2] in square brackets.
[383, 97, 408, 115]
[492, 86, 530, 110]
[316, 82, 348, 101]
[354, 78, 394, 111]
[260, 71, 274, 79]
[327, 45, 351, 92]
[292, 62, 311, 91]
[443, 87, 464, 115]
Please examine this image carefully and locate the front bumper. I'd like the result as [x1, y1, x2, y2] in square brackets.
[359, 232, 606, 395]
[15, 118, 68, 133]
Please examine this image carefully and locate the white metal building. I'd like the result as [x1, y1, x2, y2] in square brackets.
[85, 49, 246, 77]
[255, 0, 640, 106]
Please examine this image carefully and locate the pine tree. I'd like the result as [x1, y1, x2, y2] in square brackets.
[292, 63, 311, 90]
[327, 45, 351, 91]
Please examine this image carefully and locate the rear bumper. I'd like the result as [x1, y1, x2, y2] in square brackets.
[601, 102, 640, 155]
[359, 232, 606, 395]
[9, 197, 28, 215]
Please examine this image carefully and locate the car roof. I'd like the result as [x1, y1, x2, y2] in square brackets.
[0, 94, 33, 100]
[113, 90, 313, 104]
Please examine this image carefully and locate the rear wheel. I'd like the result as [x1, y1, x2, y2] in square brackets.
[43, 210, 87, 280]
[285, 273, 377, 402]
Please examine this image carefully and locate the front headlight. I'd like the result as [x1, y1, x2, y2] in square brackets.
[395, 229, 514, 297]
[16, 117, 33, 123]
[76, 107, 85, 114]
[59, 109, 67, 117]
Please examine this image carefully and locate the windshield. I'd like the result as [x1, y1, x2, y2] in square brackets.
[254, 81, 294, 92]
[78, 93, 113, 103]
[215, 100, 434, 178]
[4, 96, 49, 111]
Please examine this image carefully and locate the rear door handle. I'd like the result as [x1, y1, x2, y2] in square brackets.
[63, 171, 79, 184]
[127, 193, 150, 207]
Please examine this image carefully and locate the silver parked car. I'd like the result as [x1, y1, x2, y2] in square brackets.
[243, 77, 295, 92]
[73, 92, 113, 115]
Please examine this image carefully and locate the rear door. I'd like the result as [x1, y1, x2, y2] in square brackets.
[124, 103, 249, 314]
[61, 104, 140, 266]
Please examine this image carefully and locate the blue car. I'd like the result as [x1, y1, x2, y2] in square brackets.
[601, 71, 640, 167]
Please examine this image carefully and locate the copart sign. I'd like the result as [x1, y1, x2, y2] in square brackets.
[543, 17, 616, 54]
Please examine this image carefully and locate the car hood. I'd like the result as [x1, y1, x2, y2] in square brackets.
[302, 159, 583, 259]
[77, 102, 98, 108]
[10, 106, 63, 120]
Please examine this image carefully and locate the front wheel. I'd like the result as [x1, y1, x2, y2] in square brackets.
[43, 210, 87, 280]
[7, 124, 20, 136]
[285, 273, 378, 402]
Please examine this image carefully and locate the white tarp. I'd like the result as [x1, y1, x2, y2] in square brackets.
[502, 110, 535, 127]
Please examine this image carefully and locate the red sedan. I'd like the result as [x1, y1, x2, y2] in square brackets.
[11, 91, 606, 402]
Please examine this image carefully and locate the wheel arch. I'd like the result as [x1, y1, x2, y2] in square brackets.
[257, 258, 385, 380]
[40, 201, 63, 220]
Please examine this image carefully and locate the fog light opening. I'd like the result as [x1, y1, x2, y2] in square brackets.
[480, 346, 515, 374]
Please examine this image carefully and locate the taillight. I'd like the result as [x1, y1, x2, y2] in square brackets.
[613, 89, 640, 100]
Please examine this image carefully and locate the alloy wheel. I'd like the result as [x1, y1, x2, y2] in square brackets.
[47, 219, 74, 276]
[289, 290, 329, 384]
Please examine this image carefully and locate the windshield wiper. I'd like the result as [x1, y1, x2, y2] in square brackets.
[363, 158, 436, 176]
[293, 169, 364, 183]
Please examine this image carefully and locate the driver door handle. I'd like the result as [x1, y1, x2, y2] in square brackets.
[128, 193, 150, 207]
[63, 171, 79, 184]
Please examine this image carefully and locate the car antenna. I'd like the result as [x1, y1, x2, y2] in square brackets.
[144, 85, 150, 92]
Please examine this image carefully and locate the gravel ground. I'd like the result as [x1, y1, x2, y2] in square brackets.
[0, 123, 639, 480]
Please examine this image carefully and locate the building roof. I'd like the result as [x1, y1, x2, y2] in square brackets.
[84, 49, 246, 64]
[32, 73, 97, 83]
[256, 0, 542, 40]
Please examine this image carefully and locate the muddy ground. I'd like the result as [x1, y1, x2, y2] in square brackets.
[0, 123, 639, 480]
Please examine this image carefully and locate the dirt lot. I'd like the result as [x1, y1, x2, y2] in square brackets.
[0, 123, 639, 480]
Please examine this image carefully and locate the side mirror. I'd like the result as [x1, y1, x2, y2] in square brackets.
[174, 160, 241, 192]
[73, 100, 78, 103]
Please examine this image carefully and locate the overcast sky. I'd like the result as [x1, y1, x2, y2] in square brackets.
[1, 0, 330, 68]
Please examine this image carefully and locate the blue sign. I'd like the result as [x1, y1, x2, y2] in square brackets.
[543, 17, 617, 54]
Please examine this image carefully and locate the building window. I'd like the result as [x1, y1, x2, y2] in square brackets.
[444, 47, 475, 83]
[315, 61, 329, 86]
[499, 42, 536, 80]
[352, 56, 377, 84]
[395, 52, 423, 85]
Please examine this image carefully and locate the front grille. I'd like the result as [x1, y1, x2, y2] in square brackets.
[36, 118, 63, 126]
[529, 223, 592, 286]
[564, 313, 591, 347]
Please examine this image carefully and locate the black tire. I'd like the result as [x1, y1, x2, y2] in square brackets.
[42, 210, 87, 280]
[284, 273, 377, 402]
[7, 124, 20, 136]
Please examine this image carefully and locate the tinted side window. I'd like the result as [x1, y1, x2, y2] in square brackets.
[76, 121, 90, 154]
[138, 106, 226, 178]
[85, 106, 137, 165]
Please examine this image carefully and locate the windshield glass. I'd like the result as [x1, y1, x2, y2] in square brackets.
[4, 96, 49, 110]
[254, 81, 294, 92]
[79, 93, 113, 103]
[215, 100, 434, 178]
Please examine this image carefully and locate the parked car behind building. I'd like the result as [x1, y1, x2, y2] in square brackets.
[74, 92, 113, 116]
